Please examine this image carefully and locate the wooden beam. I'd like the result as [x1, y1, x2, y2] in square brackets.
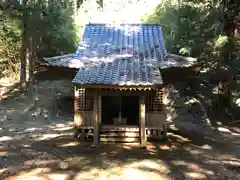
[73, 83, 163, 90]
[99, 90, 155, 97]
[74, 87, 84, 126]
[92, 91, 100, 146]
[139, 95, 146, 147]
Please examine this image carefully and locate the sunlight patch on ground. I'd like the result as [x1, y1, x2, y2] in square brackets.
[56, 159, 171, 180]
[218, 127, 231, 133]
[221, 160, 240, 166]
[216, 126, 240, 137]
[18, 168, 51, 177]
[168, 124, 179, 131]
[58, 141, 80, 147]
[47, 173, 70, 180]
[159, 145, 171, 150]
[0, 168, 7, 174]
[74, 167, 102, 180]
[23, 144, 31, 147]
[129, 160, 169, 173]
[46, 122, 73, 131]
[123, 167, 156, 180]
[34, 132, 72, 141]
[184, 172, 207, 179]
[0, 151, 8, 156]
[6, 176, 47, 180]
[0, 136, 12, 142]
[55, 123, 68, 128]
[167, 133, 192, 143]
[53, 126, 73, 131]
[25, 128, 43, 132]
[230, 127, 240, 133]
[4, 167, 52, 180]
[35, 133, 60, 141]
[201, 144, 213, 150]
[231, 132, 240, 136]
[121, 145, 133, 150]
[24, 160, 59, 166]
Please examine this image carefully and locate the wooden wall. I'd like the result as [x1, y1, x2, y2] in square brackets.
[74, 87, 166, 128]
[146, 112, 166, 127]
[74, 111, 93, 126]
[74, 111, 166, 127]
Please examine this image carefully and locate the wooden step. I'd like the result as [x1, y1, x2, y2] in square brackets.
[100, 131, 139, 137]
[100, 137, 139, 143]
[101, 127, 139, 132]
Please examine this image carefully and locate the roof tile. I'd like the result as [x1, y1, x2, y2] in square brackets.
[72, 23, 166, 87]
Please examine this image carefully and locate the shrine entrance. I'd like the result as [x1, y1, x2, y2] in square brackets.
[101, 95, 139, 125]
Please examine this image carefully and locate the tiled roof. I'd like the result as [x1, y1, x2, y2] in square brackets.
[72, 23, 166, 88]
[74, 23, 167, 62]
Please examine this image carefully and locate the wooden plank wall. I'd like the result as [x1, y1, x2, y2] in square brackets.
[74, 87, 166, 128]
[74, 87, 94, 127]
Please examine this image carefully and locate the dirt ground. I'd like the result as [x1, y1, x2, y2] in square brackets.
[0, 78, 240, 180]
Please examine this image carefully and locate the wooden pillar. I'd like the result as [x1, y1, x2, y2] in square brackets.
[139, 95, 146, 147]
[74, 86, 83, 126]
[92, 91, 100, 146]
[162, 87, 168, 138]
[98, 95, 102, 125]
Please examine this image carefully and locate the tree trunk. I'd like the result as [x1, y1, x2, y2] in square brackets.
[20, 12, 28, 92]
[218, 0, 236, 109]
[28, 36, 34, 88]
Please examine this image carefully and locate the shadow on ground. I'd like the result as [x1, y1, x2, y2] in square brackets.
[1, 71, 240, 179]
[0, 119, 239, 180]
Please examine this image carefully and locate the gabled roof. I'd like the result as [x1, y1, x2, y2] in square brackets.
[72, 23, 166, 88]
[40, 23, 197, 88]
[74, 23, 167, 63]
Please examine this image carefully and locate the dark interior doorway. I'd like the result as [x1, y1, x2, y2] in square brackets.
[101, 96, 139, 125]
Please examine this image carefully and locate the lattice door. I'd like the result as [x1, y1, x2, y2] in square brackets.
[146, 89, 163, 112]
[78, 88, 93, 111]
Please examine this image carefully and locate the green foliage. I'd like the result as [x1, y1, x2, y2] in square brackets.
[0, 0, 77, 78]
[36, 0, 77, 58]
[77, 0, 103, 9]
[0, 14, 21, 77]
[179, 47, 191, 56]
[143, 0, 240, 110]
[142, 0, 221, 57]
[214, 35, 228, 49]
